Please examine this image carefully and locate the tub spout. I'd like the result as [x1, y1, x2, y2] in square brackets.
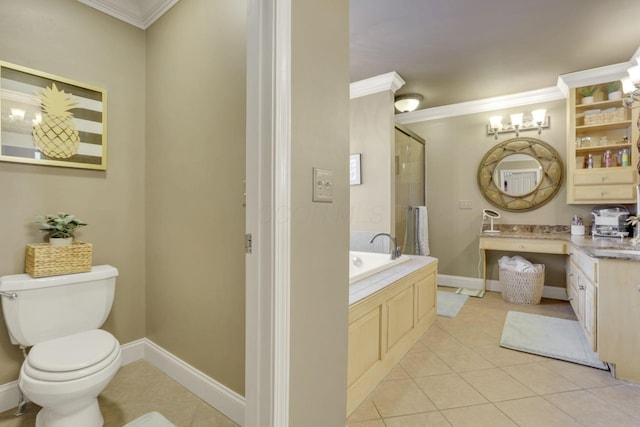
[369, 233, 401, 260]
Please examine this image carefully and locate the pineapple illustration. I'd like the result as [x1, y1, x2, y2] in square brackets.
[32, 83, 80, 159]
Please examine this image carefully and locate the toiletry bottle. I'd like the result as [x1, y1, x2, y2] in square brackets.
[585, 154, 593, 169]
[602, 150, 612, 168]
[622, 149, 630, 167]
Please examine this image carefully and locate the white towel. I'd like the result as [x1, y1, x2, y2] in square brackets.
[404, 205, 430, 256]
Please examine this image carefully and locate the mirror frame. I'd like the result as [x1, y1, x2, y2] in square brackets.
[477, 137, 563, 212]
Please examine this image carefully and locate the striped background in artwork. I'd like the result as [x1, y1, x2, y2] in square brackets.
[0, 64, 105, 166]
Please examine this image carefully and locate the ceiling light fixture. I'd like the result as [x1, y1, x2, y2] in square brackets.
[622, 64, 640, 109]
[487, 110, 549, 139]
[394, 94, 423, 113]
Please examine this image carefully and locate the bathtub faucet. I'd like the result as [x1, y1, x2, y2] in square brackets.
[369, 233, 401, 260]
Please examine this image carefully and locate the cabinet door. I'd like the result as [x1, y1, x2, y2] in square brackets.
[583, 278, 597, 352]
[567, 259, 580, 319]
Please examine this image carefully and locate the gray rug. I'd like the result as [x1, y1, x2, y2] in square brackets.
[500, 311, 608, 370]
[437, 291, 469, 318]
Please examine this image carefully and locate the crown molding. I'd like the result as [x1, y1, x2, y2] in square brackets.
[557, 61, 631, 90]
[350, 72, 405, 99]
[396, 86, 564, 124]
[77, 0, 179, 29]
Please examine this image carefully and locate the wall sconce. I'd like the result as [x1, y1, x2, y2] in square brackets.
[487, 109, 549, 139]
[622, 64, 640, 109]
[394, 93, 423, 113]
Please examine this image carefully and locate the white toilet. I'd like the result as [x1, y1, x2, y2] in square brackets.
[0, 265, 121, 427]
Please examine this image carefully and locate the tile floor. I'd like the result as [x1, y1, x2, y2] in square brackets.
[347, 287, 640, 427]
[0, 360, 239, 427]
[3, 288, 640, 426]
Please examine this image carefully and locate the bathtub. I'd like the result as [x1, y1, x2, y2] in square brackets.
[349, 251, 410, 284]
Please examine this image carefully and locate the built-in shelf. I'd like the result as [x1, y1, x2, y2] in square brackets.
[575, 143, 632, 155]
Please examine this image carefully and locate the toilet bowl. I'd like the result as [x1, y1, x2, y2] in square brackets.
[19, 329, 122, 427]
[0, 266, 121, 427]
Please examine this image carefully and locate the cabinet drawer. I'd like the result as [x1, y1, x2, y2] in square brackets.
[571, 248, 598, 285]
[574, 169, 636, 186]
[480, 238, 566, 254]
[572, 184, 637, 202]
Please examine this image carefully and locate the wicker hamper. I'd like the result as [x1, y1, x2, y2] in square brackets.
[499, 264, 545, 305]
[25, 242, 92, 277]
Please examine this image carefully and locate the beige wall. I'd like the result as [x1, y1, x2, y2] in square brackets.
[0, 0, 146, 384]
[289, 0, 350, 424]
[407, 100, 595, 286]
[350, 91, 395, 234]
[145, 0, 247, 394]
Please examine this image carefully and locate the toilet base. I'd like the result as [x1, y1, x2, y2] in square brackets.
[35, 398, 103, 427]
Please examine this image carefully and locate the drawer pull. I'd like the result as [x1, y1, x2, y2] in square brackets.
[601, 192, 606, 197]
[601, 176, 607, 182]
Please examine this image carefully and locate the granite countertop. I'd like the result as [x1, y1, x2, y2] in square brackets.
[480, 224, 640, 261]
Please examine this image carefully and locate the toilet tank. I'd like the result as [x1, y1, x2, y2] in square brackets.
[0, 265, 118, 346]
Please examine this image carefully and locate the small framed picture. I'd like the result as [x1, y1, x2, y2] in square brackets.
[0, 61, 107, 170]
[350, 153, 361, 185]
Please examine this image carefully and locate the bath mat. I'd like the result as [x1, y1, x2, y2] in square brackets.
[124, 411, 176, 427]
[500, 311, 608, 370]
[437, 291, 469, 318]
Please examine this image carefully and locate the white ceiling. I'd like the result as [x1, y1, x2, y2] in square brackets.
[81, 0, 640, 110]
[351, 0, 640, 109]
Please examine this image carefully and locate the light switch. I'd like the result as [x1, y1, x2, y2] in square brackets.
[313, 168, 333, 203]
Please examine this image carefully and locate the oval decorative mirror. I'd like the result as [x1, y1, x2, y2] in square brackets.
[478, 137, 563, 212]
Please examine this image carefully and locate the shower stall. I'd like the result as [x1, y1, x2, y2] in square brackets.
[394, 124, 427, 255]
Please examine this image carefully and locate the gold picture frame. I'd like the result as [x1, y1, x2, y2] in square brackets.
[0, 61, 107, 170]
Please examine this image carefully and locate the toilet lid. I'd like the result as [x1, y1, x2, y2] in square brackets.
[24, 329, 120, 382]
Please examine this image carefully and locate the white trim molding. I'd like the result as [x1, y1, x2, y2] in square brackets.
[437, 274, 569, 301]
[77, 0, 180, 29]
[350, 72, 405, 99]
[557, 61, 631, 90]
[396, 86, 564, 124]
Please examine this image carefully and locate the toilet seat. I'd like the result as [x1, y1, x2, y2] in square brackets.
[24, 329, 120, 382]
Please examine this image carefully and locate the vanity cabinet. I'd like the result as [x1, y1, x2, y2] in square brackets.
[566, 247, 597, 351]
[347, 260, 437, 415]
[566, 83, 639, 204]
[597, 258, 640, 383]
[567, 243, 640, 383]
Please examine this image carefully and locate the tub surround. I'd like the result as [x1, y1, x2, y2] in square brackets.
[347, 254, 438, 415]
[349, 255, 437, 305]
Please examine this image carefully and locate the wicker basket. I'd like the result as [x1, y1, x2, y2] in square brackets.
[25, 242, 92, 277]
[499, 264, 545, 305]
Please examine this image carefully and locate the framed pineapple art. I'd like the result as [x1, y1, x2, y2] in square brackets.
[0, 61, 107, 170]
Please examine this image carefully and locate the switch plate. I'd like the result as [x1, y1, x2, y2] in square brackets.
[459, 200, 473, 209]
[313, 168, 333, 203]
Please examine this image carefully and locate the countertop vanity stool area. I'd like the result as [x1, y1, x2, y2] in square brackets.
[480, 229, 640, 384]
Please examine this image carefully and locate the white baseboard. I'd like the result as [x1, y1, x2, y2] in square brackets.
[0, 338, 245, 426]
[0, 380, 21, 416]
[438, 274, 568, 301]
[142, 339, 245, 426]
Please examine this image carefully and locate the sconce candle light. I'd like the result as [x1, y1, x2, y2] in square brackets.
[487, 109, 549, 139]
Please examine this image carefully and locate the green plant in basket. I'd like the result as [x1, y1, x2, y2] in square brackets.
[36, 212, 87, 239]
[580, 85, 599, 97]
[604, 81, 620, 94]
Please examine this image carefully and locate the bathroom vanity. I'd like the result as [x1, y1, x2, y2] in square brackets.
[347, 256, 437, 415]
[480, 228, 640, 383]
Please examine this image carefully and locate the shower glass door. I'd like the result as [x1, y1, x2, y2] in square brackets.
[394, 126, 425, 254]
